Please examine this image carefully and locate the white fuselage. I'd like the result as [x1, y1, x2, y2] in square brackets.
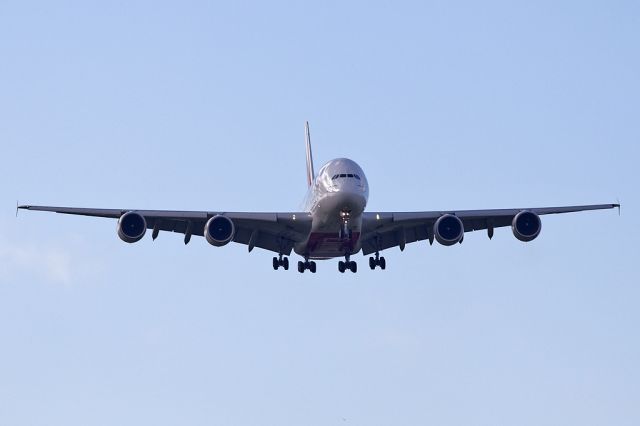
[295, 158, 369, 259]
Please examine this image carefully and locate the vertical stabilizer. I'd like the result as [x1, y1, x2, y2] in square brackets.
[305, 121, 315, 187]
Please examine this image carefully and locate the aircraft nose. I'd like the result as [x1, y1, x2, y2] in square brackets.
[341, 191, 367, 214]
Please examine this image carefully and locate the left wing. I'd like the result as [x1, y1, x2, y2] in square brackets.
[360, 203, 619, 255]
[17, 205, 312, 255]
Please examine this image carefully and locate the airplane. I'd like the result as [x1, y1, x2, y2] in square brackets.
[18, 122, 620, 273]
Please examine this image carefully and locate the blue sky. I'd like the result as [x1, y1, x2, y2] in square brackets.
[1, 1, 638, 425]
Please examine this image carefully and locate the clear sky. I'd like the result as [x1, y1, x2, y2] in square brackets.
[1, 1, 638, 425]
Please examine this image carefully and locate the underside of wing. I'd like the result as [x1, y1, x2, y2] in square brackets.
[18, 205, 312, 255]
[360, 203, 619, 255]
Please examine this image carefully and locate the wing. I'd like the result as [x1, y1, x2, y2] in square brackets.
[360, 204, 619, 255]
[17, 205, 312, 255]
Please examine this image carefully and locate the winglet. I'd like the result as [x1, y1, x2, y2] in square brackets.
[16, 203, 30, 216]
[616, 199, 621, 216]
[305, 121, 315, 187]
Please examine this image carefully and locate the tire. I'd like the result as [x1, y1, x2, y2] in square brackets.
[309, 261, 316, 273]
[350, 261, 357, 273]
[273, 257, 279, 270]
[369, 257, 375, 269]
[298, 261, 305, 273]
[380, 257, 386, 270]
[338, 261, 345, 273]
[283, 257, 289, 270]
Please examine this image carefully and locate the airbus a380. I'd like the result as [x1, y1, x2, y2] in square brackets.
[19, 123, 619, 273]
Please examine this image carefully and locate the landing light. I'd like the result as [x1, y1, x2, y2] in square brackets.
[376, 214, 380, 220]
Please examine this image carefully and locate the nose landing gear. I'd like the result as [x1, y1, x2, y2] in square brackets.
[339, 210, 353, 240]
[338, 253, 357, 273]
[338, 261, 357, 273]
[297, 256, 317, 273]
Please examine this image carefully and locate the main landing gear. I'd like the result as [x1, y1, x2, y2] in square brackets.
[338, 253, 357, 273]
[298, 256, 317, 273]
[369, 252, 386, 270]
[272, 254, 289, 270]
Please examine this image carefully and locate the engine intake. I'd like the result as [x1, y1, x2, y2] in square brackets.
[117, 211, 147, 243]
[512, 211, 542, 242]
[434, 214, 464, 246]
[205, 215, 235, 246]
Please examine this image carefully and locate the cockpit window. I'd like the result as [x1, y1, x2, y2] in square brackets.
[332, 173, 362, 181]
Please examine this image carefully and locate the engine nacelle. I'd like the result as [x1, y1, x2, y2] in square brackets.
[512, 211, 542, 242]
[434, 214, 464, 246]
[117, 211, 147, 243]
[205, 215, 235, 247]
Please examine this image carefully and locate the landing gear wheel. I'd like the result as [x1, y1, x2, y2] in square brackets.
[273, 255, 289, 270]
[338, 261, 346, 273]
[298, 257, 315, 273]
[349, 261, 357, 273]
[369, 250, 386, 270]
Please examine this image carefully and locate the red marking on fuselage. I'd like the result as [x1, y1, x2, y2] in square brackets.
[306, 231, 361, 258]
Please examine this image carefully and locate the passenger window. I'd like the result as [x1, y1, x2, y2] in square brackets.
[340, 174, 346, 178]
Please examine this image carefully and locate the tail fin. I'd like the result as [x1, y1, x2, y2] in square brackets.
[305, 121, 315, 187]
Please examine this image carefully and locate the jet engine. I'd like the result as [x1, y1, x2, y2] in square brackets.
[117, 211, 147, 243]
[205, 215, 235, 246]
[512, 211, 542, 242]
[434, 214, 464, 246]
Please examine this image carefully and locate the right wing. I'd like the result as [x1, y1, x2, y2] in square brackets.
[18, 205, 312, 255]
[360, 203, 619, 255]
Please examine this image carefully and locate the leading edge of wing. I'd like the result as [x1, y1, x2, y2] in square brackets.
[17, 205, 208, 219]
[17, 205, 312, 223]
[18, 205, 124, 218]
[365, 203, 620, 222]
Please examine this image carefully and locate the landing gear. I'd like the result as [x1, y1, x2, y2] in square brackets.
[338, 253, 357, 273]
[338, 260, 358, 273]
[339, 224, 353, 240]
[338, 260, 357, 273]
[272, 254, 289, 270]
[369, 252, 386, 270]
[297, 256, 316, 273]
[339, 210, 353, 240]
